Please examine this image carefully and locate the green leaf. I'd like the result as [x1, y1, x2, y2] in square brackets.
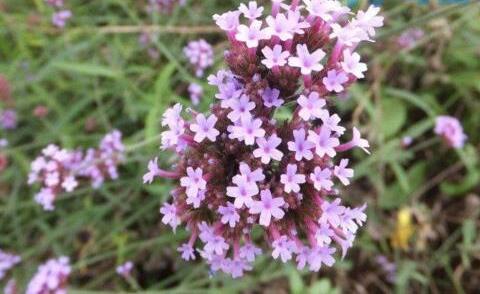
[379, 162, 427, 209]
[378, 97, 407, 138]
[53, 62, 120, 78]
[287, 265, 305, 294]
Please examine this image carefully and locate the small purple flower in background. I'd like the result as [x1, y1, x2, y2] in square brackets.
[184, 39, 214, 77]
[376, 255, 396, 283]
[188, 83, 203, 105]
[28, 131, 125, 210]
[434, 116, 467, 149]
[397, 28, 424, 49]
[116, 261, 134, 279]
[0, 109, 17, 130]
[26, 257, 71, 294]
[146, 0, 383, 278]
[0, 138, 8, 148]
[0, 249, 21, 281]
[138, 32, 160, 60]
[45, 0, 64, 7]
[52, 10, 72, 28]
[401, 136, 413, 148]
[147, 0, 186, 14]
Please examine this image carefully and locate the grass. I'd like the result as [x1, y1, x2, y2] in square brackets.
[0, 0, 479, 292]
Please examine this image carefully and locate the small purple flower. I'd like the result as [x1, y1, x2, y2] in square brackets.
[280, 164, 306, 193]
[253, 134, 283, 164]
[319, 198, 345, 227]
[271, 235, 296, 263]
[227, 95, 255, 122]
[204, 235, 229, 255]
[297, 91, 327, 121]
[238, 1, 264, 20]
[51, 10, 72, 28]
[160, 202, 181, 230]
[249, 189, 285, 226]
[321, 112, 346, 136]
[180, 167, 207, 198]
[188, 83, 203, 105]
[26, 257, 71, 294]
[315, 222, 334, 246]
[334, 159, 354, 185]
[239, 243, 262, 262]
[341, 50, 367, 79]
[232, 162, 265, 185]
[235, 20, 269, 48]
[178, 244, 196, 261]
[190, 114, 220, 143]
[213, 11, 241, 32]
[45, 0, 64, 8]
[0, 109, 17, 130]
[218, 202, 240, 228]
[261, 45, 290, 70]
[308, 126, 340, 158]
[116, 261, 134, 278]
[227, 178, 258, 208]
[0, 250, 21, 281]
[228, 116, 266, 146]
[434, 116, 467, 149]
[308, 246, 335, 271]
[143, 157, 160, 184]
[352, 5, 384, 38]
[265, 13, 293, 41]
[288, 44, 326, 75]
[310, 167, 333, 191]
[323, 69, 348, 93]
[287, 129, 315, 161]
[261, 87, 284, 108]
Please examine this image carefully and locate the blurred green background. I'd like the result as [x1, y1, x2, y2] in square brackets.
[0, 0, 479, 293]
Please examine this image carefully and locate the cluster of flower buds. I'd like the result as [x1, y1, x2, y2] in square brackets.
[28, 130, 125, 210]
[0, 249, 21, 281]
[434, 116, 467, 149]
[145, 0, 383, 278]
[0, 109, 17, 130]
[183, 39, 214, 78]
[147, 0, 185, 14]
[26, 257, 71, 294]
[45, 0, 71, 28]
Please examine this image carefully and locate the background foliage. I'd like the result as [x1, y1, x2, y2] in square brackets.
[0, 0, 479, 293]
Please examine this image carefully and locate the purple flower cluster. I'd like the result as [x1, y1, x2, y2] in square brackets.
[26, 257, 71, 294]
[138, 32, 160, 60]
[434, 116, 467, 149]
[183, 39, 214, 77]
[28, 130, 125, 210]
[0, 249, 21, 281]
[147, 0, 186, 14]
[0, 109, 17, 130]
[145, 0, 382, 278]
[45, 0, 71, 28]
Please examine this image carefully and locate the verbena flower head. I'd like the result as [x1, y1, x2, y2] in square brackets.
[0, 250, 21, 281]
[28, 131, 125, 210]
[434, 116, 467, 149]
[183, 39, 214, 77]
[26, 257, 71, 294]
[0, 109, 17, 130]
[146, 0, 382, 278]
[45, 0, 64, 8]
